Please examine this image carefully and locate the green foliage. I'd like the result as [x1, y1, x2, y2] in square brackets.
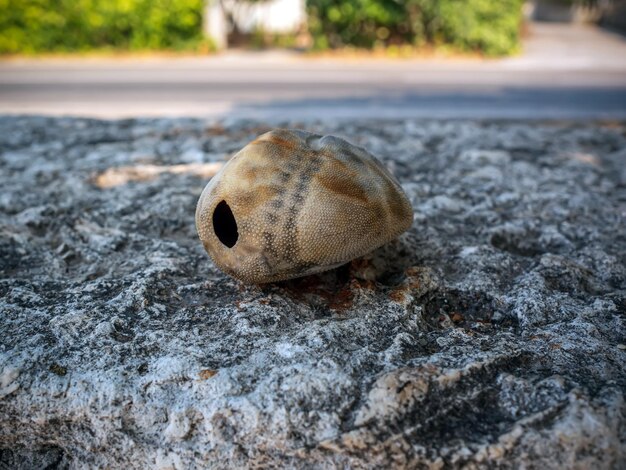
[0, 0, 208, 53]
[307, 0, 524, 56]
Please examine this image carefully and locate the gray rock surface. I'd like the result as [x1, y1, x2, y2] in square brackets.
[0, 116, 624, 469]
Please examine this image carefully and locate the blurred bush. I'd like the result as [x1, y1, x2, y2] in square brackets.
[0, 0, 210, 53]
[307, 0, 524, 56]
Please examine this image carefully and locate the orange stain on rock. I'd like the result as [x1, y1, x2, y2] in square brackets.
[199, 369, 217, 380]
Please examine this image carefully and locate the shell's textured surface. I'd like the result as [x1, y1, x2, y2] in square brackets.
[196, 129, 413, 283]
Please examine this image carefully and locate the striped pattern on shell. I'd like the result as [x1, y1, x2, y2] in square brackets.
[195, 129, 413, 284]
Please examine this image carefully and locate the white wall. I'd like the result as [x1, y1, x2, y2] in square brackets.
[241, 0, 306, 33]
[204, 0, 306, 49]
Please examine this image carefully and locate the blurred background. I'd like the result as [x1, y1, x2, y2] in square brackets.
[0, 0, 625, 119]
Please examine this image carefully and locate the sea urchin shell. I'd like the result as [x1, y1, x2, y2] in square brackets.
[196, 129, 413, 284]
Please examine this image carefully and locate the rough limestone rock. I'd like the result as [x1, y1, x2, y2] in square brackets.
[0, 116, 624, 469]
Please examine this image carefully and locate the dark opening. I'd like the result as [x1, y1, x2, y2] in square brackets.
[212, 200, 238, 248]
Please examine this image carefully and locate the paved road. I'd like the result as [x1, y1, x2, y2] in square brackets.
[1, 23, 625, 120]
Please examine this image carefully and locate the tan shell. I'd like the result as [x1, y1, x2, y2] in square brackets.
[195, 129, 413, 284]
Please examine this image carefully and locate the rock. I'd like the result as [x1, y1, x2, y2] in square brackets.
[0, 117, 624, 469]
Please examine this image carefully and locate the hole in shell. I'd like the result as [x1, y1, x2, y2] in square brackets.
[213, 200, 238, 248]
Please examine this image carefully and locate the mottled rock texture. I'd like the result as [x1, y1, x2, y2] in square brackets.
[0, 116, 625, 469]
